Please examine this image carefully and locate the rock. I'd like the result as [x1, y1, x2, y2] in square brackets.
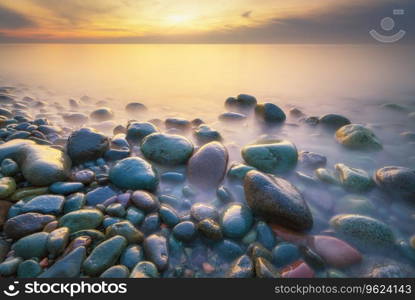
[289, 108, 305, 118]
[281, 260, 314, 278]
[165, 118, 191, 131]
[131, 191, 159, 212]
[319, 114, 351, 130]
[242, 139, 298, 174]
[126, 122, 158, 144]
[334, 195, 374, 215]
[225, 94, 257, 111]
[105, 221, 144, 243]
[63, 193, 85, 214]
[381, 103, 407, 111]
[214, 239, 244, 260]
[1, 158, 19, 176]
[125, 102, 147, 113]
[194, 125, 222, 144]
[187, 142, 228, 190]
[129, 261, 159, 278]
[59, 209, 103, 233]
[190, 203, 219, 222]
[126, 207, 145, 226]
[141, 212, 160, 234]
[173, 221, 197, 242]
[315, 168, 339, 184]
[255, 257, 279, 278]
[86, 186, 117, 206]
[227, 163, 255, 181]
[335, 124, 382, 151]
[90, 107, 114, 122]
[21, 195, 65, 215]
[66, 128, 109, 164]
[221, 203, 253, 239]
[298, 151, 327, 169]
[218, 112, 247, 121]
[39, 246, 86, 278]
[47, 227, 69, 257]
[272, 242, 300, 267]
[12, 232, 49, 259]
[141, 133, 193, 166]
[143, 234, 169, 271]
[4, 213, 55, 240]
[49, 182, 84, 195]
[120, 245, 144, 270]
[335, 163, 373, 193]
[308, 235, 362, 268]
[226, 255, 253, 278]
[160, 172, 185, 184]
[62, 113, 89, 125]
[247, 243, 273, 261]
[83, 235, 127, 276]
[159, 204, 180, 227]
[109, 157, 158, 191]
[0, 257, 22, 276]
[400, 131, 415, 142]
[255, 103, 286, 123]
[256, 221, 276, 250]
[100, 265, 129, 278]
[0, 177, 16, 199]
[330, 214, 395, 250]
[197, 219, 223, 240]
[0, 240, 10, 262]
[374, 166, 415, 201]
[106, 203, 126, 217]
[17, 259, 42, 278]
[244, 170, 313, 231]
[0, 139, 71, 186]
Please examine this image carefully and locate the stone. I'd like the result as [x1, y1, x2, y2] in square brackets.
[330, 214, 395, 250]
[335, 163, 373, 193]
[0, 257, 22, 276]
[141, 133, 193, 166]
[221, 203, 253, 239]
[131, 191, 160, 212]
[63, 193, 86, 214]
[187, 142, 228, 190]
[125, 207, 145, 226]
[72, 170, 95, 184]
[1, 158, 19, 176]
[21, 195, 65, 215]
[86, 186, 117, 206]
[0, 139, 70, 186]
[126, 122, 158, 144]
[197, 219, 223, 240]
[272, 242, 300, 267]
[47, 227, 69, 257]
[173, 221, 197, 242]
[90, 107, 114, 122]
[109, 157, 158, 191]
[49, 182, 84, 195]
[160, 172, 185, 184]
[125, 102, 147, 113]
[66, 128, 109, 164]
[17, 259, 42, 278]
[0, 200, 12, 229]
[143, 234, 169, 271]
[315, 168, 339, 184]
[129, 261, 159, 278]
[159, 204, 180, 227]
[319, 114, 351, 130]
[242, 139, 298, 174]
[12, 232, 49, 259]
[244, 170, 313, 231]
[105, 221, 144, 244]
[83, 235, 127, 276]
[218, 112, 247, 121]
[256, 221, 276, 250]
[225, 94, 257, 111]
[335, 124, 382, 151]
[10, 187, 49, 202]
[62, 113, 89, 125]
[165, 118, 191, 131]
[59, 209, 103, 233]
[226, 255, 253, 278]
[334, 195, 374, 215]
[120, 245, 144, 270]
[4, 213, 55, 240]
[194, 125, 222, 144]
[100, 265, 129, 278]
[190, 203, 219, 222]
[141, 213, 160, 234]
[255, 257, 279, 278]
[106, 203, 126, 217]
[39, 246, 86, 278]
[298, 151, 327, 169]
[281, 260, 314, 278]
[374, 166, 415, 201]
[308, 235, 362, 268]
[227, 163, 255, 180]
[255, 103, 286, 123]
[214, 239, 244, 260]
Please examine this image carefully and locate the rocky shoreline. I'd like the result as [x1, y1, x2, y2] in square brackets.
[0, 88, 414, 278]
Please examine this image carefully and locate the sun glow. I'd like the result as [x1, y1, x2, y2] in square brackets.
[167, 15, 193, 25]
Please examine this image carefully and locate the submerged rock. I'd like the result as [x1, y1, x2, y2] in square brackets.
[125, 102, 147, 113]
[187, 142, 228, 190]
[374, 166, 415, 201]
[221, 203, 253, 239]
[66, 128, 109, 164]
[244, 170, 313, 231]
[319, 114, 351, 130]
[109, 157, 158, 191]
[298, 151, 327, 170]
[126, 122, 158, 144]
[218, 112, 247, 122]
[242, 139, 298, 174]
[335, 124, 382, 151]
[194, 125, 222, 144]
[0, 139, 71, 186]
[141, 133, 193, 166]
[335, 163, 373, 193]
[90, 107, 114, 122]
[255, 103, 286, 123]
[225, 94, 257, 111]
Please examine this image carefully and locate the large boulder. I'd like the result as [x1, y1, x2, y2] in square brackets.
[244, 170, 313, 231]
[66, 128, 109, 164]
[0, 139, 71, 186]
[187, 142, 228, 190]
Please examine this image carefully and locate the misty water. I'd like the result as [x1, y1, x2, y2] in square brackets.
[1, 44, 415, 277]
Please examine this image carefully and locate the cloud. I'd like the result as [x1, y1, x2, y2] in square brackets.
[241, 10, 252, 18]
[0, 4, 36, 29]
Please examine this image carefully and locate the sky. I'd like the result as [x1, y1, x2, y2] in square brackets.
[0, 0, 413, 43]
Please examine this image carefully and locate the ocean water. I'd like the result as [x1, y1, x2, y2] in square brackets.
[1, 44, 415, 276]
